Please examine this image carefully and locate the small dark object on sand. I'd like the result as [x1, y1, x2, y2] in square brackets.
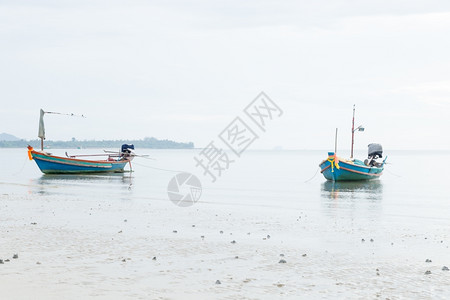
[370, 239, 374, 242]
[173, 230, 177, 233]
[192, 225, 195, 227]
[201, 235, 205, 239]
[122, 259, 126, 262]
[220, 231, 223, 234]
[36, 262, 41, 265]
[231, 240, 236, 244]
[31, 222, 37, 225]
[13, 254, 18, 259]
[425, 259, 432, 263]
[425, 270, 431, 275]
[0, 259, 3, 264]
[152, 257, 156, 261]
[267, 235, 271, 239]
[279, 254, 284, 257]
[279, 259, 287, 264]
[235, 256, 239, 259]
[361, 239, 365, 242]
[442, 266, 449, 271]
[215, 280, 221, 284]
[124, 219, 127, 222]
[5, 259, 10, 262]
[302, 254, 307, 257]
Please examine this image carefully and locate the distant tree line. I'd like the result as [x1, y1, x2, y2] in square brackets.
[0, 137, 194, 149]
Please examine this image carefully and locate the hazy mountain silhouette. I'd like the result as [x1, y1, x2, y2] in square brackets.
[0, 133, 20, 141]
[0, 136, 193, 149]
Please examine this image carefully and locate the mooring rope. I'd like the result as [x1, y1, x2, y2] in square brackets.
[131, 161, 185, 173]
[304, 167, 320, 183]
[385, 168, 401, 178]
[45, 111, 86, 118]
[11, 156, 28, 176]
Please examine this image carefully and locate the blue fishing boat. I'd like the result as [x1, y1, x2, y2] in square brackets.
[319, 150, 385, 181]
[27, 109, 134, 174]
[319, 105, 387, 181]
[28, 145, 134, 174]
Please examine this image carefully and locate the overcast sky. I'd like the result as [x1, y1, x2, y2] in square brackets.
[1, 0, 450, 150]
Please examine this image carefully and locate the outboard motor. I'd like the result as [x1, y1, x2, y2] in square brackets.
[120, 144, 135, 159]
[368, 143, 383, 159]
[121, 144, 134, 154]
[365, 143, 383, 167]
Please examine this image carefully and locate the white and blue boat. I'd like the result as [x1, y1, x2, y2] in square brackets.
[319, 149, 385, 181]
[27, 109, 134, 174]
[319, 105, 387, 181]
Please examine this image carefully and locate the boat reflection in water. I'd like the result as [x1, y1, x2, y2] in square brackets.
[321, 180, 383, 215]
[322, 180, 383, 200]
[31, 173, 133, 196]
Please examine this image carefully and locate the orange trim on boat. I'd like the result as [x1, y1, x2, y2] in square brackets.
[339, 166, 382, 176]
[33, 155, 113, 168]
[320, 165, 331, 173]
[27, 146, 34, 160]
[31, 150, 129, 165]
[320, 164, 382, 176]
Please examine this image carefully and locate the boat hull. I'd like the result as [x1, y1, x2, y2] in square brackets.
[31, 150, 130, 174]
[319, 158, 383, 181]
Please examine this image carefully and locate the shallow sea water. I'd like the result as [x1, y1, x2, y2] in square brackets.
[1, 148, 450, 299]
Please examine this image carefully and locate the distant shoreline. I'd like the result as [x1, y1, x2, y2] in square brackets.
[0, 137, 194, 149]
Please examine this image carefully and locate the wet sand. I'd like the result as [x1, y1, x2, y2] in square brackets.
[1, 191, 449, 299]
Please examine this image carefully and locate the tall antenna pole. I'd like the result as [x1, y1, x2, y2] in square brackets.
[334, 128, 338, 155]
[351, 104, 355, 159]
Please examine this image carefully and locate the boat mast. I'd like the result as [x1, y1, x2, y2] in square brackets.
[37, 109, 86, 151]
[38, 109, 46, 151]
[351, 104, 355, 159]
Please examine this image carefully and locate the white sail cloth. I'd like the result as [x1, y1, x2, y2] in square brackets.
[38, 109, 45, 139]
